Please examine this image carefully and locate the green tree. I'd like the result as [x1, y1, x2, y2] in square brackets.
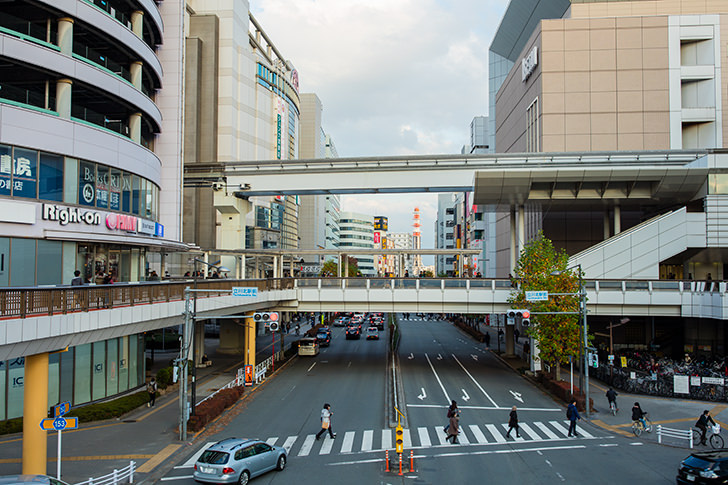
[508, 232, 583, 379]
[319, 257, 360, 277]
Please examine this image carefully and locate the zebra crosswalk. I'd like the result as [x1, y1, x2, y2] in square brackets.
[178, 420, 601, 468]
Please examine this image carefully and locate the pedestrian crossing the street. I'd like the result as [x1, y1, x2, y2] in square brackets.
[177, 420, 604, 468]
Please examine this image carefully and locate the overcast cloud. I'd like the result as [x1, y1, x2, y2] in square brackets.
[251, 0, 509, 259]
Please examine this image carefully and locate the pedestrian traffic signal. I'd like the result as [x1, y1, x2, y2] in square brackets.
[508, 309, 530, 326]
[253, 311, 279, 323]
[395, 424, 404, 454]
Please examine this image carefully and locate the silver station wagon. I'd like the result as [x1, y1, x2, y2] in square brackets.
[193, 438, 287, 484]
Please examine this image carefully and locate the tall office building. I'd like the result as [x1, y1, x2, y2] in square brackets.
[183, 2, 301, 270]
[0, 0, 185, 418]
[338, 211, 375, 276]
[388, 232, 413, 275]
[462, 116, 490, 154]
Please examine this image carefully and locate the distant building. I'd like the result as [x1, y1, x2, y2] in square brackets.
[338, 211, 375, 276]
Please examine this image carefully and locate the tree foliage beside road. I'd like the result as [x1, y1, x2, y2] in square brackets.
[509, 232, 582, 369]
[319, 257, 361, 277]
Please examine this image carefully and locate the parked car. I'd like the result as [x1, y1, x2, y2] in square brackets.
[193, 437, 286, 484]
[0, 476, 70, 485]
[366, 326, 379, 340]
[316, 331, 331, 347]
[677, 450, 728, 484]
[345, 326, 361, 340]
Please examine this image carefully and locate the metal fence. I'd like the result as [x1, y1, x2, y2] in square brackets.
[74, 460, 135, 485]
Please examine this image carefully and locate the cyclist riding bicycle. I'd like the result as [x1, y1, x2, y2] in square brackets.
[632, 402, 648, 429]
[696, 409, 717, 446]
[606, 388, 618, 411]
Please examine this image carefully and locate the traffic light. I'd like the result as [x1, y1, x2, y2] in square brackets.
[507, 309, 531, 326]
[395, 424, 404, 454]
[253, 311, 279, 323]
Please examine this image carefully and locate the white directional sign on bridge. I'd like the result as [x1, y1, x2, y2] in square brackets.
[525, 290, 548, 301]
[232, 287, 258, 297]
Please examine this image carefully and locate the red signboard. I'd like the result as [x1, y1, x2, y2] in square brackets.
[244, 365, 253, 387]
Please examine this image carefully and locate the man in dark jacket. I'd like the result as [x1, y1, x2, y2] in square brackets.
[696, 409, 717, 445]
[606, 388, 618, 411]
[567, 400, 581, 437]
[506, 406, 520, 438]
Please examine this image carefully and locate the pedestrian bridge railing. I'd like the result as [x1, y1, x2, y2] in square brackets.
[74, 460, 135, 485]
[657, 425, 693, 448]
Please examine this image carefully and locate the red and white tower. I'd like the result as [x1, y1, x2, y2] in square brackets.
[413, 207, 422, 275]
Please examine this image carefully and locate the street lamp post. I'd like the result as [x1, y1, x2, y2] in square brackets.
[578, 264, 590, 419]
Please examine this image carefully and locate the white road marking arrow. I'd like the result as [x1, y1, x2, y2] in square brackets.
[470, 354, 479, 361]
[509, 390, 524, 403]
[418, 388, 427, 400]
[408, 353, 414, 360]
[437, 354, 443, 360]
[461, 389, 471, 401]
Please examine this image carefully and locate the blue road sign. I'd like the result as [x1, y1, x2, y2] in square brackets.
[40, 416, 78, 431]
[232, 287, 258, 297]
[525, 290, 549, 301]
[54, 401, 71, 417]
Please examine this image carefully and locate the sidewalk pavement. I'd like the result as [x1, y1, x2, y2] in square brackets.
[0, 331, 297, 484]
[480, 325, 728, 449]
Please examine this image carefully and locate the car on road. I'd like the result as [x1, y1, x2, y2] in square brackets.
[297, 337, 320, 356]
[333, 317, 349, 327]
[193, 437, 286, 484]
[316, 331, 331, 346]
[676, 450, 728, 484]
[345, 325, 361, 339]
[0, 476, 70, 485]
[366, 326, 379, 340]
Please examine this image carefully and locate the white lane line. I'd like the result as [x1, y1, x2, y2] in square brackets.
[361, 430, 373, 452]
[425, 353, 451, 403]
[451, 354, 499, 408]
[403, 428, 412, 448]
[548, 421, 570, 437]
[341, 431, 355, 453]
[485, 424, 507, 443]
[406, 404, 561, 412]
[381, 429, 392, 450]
[469, 424, 488, 444]
[562, 420, 594, 438]
[434, 426, 448, 445]
[266, 437, 278, 446]
[160, 476, 193, 481]
[319, 435, 335, 455]
[282, 436, 297, 454]
[502, 423, 524, 441]
[600, 443, 618, 447]
[518, 423, 543, 441]
[418, 427, 432, 448]
[629, 442, 644, 446]
[297, 435, 316, 456]
[307, 362, 316, 372]
[178, 442, 214, 468]
[534, 422, 560, 440]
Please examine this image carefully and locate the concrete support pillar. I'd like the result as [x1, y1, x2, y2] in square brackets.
[22, 352, 49, 475]
[255, 257, 259, 279]
[131, 10, 144, 37]
[57, 18, 74, 55]
[518, 204, 525, 256]
[244, 316, 256, 367]
[337, 254, 342, 277]
[614, 205, 621, 234]
[603, 210, 610, 239]
[273, 256, 278, 279]
[217, 320, 244, 355]
[509, 206, 517, 274]
[130, 61, 143, 90]
[204, 253, 209, 278]
[129, 112, 142, 143]
[505, 324, 515, 357]
[193, 320, 205, 365]
[55, 79, 72, 118]
[238, 256, 244, 279]
[343, 255, 349, 277]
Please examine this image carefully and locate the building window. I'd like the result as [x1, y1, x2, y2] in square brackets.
[526, 97, 539, 152]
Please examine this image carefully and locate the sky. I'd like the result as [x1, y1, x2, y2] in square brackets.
[251, 0, 510, 259]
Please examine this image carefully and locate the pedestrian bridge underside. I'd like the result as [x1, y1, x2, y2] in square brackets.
[0, 278, 726, 361]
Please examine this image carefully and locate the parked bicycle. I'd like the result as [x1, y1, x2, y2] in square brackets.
[631, 413, 653, 436]
[692, 425, 724, 448]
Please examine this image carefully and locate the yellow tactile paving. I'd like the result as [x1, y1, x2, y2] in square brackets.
[136, 444, 181, 473]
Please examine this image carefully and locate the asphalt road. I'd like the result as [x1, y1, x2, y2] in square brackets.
[157, 315, 689, 484]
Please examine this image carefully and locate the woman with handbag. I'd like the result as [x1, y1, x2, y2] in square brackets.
[316, 403, 336, 440]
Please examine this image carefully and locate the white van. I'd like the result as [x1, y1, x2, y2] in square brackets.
[298, 337, 320, 356]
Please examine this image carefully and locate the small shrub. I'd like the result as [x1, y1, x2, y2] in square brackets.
[188, 386, 244, 432]
[156, 366, 173, 388]
[0, 417, 22, 435]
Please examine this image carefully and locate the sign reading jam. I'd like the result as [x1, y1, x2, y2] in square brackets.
[105, 213, 138, 232]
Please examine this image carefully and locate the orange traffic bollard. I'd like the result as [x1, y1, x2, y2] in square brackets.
[385, 450, 389, 472]
[410, 449, 414, 471]
[398, 452, 403, 476]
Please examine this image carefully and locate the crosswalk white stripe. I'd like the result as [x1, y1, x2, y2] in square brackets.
[485, 424, 507, 443]
[457, 426, 471, 444]
[403, 428, 412, 448]
[549, 420, 570, 437]
[501, 423, 524, 441]
[319, 436, 335, 455]
[381, 429, 392, 450]
[469, 424, 488, 444]
[518, 423, 544, 441]
[434, 426, 448, 445]
[266, 437, 278, 446]
[418, 427, 431, 448]
[282, 436, 297, 455]
[361, 430, 373, 452]
[341, 431, 355, 453]
[534, 421, 560, 440]
[297, 435, 316, 456]
[563, 420, 594, 438]
[180, 442, 215, 468]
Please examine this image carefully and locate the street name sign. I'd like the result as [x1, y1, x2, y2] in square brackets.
[232, 287, 258, 297]
[525, 290, 548, 301]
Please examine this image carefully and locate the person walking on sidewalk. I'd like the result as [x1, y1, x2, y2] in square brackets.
[147, 377, 157, 407]
[484, 332, 491, 349]
[315, 403, 336, 440]
[567, 399, 581, 437]
[506, 406, 520, 438]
